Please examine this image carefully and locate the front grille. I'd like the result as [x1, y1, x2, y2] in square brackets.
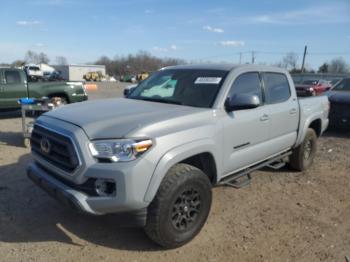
[31, 125, 79, 172]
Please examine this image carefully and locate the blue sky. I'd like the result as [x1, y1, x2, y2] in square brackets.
[1, 0, 350, 69]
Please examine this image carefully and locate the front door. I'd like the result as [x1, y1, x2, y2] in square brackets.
[222, 72, 271, 175]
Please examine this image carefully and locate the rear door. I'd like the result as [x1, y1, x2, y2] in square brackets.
[261, 72, 299, 153]
[0, 69, 27, 108]
[222, 72, 271, 174]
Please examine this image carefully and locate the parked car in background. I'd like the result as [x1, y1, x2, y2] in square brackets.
[123, 84, 137, 97]
[24, 64, 44, 81]
[0, 67, 88, 110]
[327, 77, 350, 129]
[120, 74, 137, 83]
[27, 64, 329, 248]
[43, 71, 63, 81]
[295, 79, 332, 96]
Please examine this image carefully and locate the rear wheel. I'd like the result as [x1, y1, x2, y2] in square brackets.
[289, 128, 317, 171]
[145, 163, 212, 248]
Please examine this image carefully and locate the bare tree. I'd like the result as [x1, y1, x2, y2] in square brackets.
[95, 51, 186, 76]
[55, 56, 68, 65]
[328, 57, 349, 73]
[280, 52, 299, 70]
[11, 60, 26, 67]
[37, 52, 50, 64]
[24, 50, 50, 64]
[318, 63, 329, 73]
[25, 50, 39, 64]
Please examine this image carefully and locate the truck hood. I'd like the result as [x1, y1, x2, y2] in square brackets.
[44, 98, 207, 139]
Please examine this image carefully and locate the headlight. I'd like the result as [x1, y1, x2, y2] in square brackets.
[88, 139, 153, 162]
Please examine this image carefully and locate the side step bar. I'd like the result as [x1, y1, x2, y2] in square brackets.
[218, 151, 292, 188]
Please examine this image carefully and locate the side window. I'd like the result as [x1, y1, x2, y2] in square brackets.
[263, 73, 291, 104]
[228, 72, 263, 101]
[5, 70, 21, 84]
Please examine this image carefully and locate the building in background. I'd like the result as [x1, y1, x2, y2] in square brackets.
[54, 64, 106, 81]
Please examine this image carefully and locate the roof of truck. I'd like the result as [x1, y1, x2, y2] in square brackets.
[162, 63, 286, 73]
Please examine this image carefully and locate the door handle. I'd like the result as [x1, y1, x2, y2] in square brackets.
[290, 108, 297, 115]
[260, 114, 269, 121]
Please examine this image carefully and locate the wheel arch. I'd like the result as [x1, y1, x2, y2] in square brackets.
[47, 92, 70, 103]
[309, 118, 322, 137]
[144, 140, 219, 203]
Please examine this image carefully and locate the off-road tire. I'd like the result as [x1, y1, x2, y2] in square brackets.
[144, 163, 212, 248]
[289, 128, 317, 171]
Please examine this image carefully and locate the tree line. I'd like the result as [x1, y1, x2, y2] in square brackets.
[276, 52, 349, 74]
[94, 51, 186, 76]
[1, 50, 349, 75]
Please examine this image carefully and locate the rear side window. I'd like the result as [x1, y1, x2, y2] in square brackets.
[263, 73, 290, 104]
[228, 72, 263, 101]
[5, 70, 21, 84]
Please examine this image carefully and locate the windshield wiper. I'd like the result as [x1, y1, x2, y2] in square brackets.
[135, 97, 183, 105]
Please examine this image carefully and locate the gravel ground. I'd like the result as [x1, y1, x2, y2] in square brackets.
[0, 82, 349, 262]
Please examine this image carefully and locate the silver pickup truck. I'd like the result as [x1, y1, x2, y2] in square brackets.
[27, 64, 329, 248]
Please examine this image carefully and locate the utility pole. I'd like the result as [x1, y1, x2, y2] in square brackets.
[251, 51, 255, 64]
[301, 45, 307, 73]
[239, 52, 242, 64]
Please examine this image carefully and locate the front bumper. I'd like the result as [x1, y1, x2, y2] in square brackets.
[27, 162, 148, 226]
[70, 93, 88, 103]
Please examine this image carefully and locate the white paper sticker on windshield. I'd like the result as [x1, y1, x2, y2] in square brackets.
[195, 77, 222, 84]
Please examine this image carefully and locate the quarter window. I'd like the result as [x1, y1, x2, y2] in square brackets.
[5, 71, 21, 84]
[228, 72, 263, 101]
[263, 73, 291, 104]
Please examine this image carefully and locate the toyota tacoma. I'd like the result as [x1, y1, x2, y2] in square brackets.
[27, 64, 329, 248]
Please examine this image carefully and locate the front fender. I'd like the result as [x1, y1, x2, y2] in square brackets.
[143, 139, 219, 202]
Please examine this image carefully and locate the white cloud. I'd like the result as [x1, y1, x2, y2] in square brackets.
[35, 43, 45, 47]
[16, 20, 41, 26]
[152, 46, 168, 52]
[31, 0, 66, 6]
[152, 44, 178, 52]
[220, 40, 245, 47]
[203, 25, 224, 33]
[246, 4, 350, 25]
[170, 45, 177, 50]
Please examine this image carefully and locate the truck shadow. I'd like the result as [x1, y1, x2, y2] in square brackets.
[0, 131, 26, 148]
[0, 109, 21, 119]
[0, 154, 161, 252]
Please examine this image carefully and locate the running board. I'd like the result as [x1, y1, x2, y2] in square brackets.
[219, 151, 292, 188]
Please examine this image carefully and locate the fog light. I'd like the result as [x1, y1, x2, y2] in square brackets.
[94, 179, 116, 197]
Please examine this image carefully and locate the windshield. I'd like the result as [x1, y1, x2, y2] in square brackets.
[333, 78, 350, 91]
[29, 66, 40, 71]
[129, 69, 228, 108]
[302, 80, 318, 85]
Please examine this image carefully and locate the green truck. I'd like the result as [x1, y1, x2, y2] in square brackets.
[0, 67, 88, 110]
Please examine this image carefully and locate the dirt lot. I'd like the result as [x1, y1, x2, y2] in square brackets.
[0, 82, 349, 262]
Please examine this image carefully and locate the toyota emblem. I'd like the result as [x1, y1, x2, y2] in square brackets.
[40, 137, 51, 154]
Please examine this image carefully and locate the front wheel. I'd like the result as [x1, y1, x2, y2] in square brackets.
[289, 128, 317, 171]
[145, 163, 212, 248]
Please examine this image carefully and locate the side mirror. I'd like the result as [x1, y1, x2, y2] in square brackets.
[225, 94, 260, 112]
